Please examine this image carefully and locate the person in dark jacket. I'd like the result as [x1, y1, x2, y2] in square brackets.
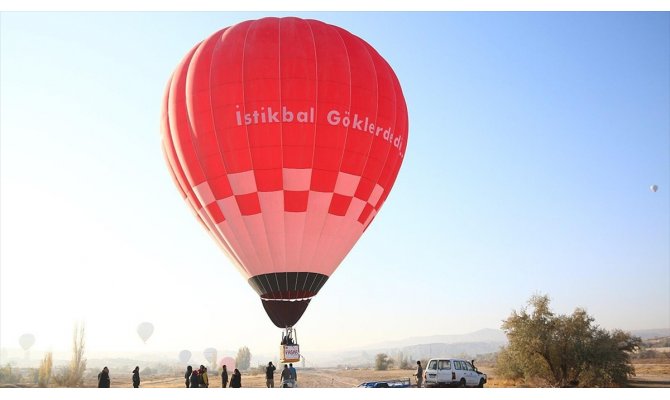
[221, 365, 229, 388]
[185, 365, 192, 388]
[97, 366, 111, 388]
[199, 365, 209, 388]
[265, 361, 276, 388]
[281, 364, 291, 388]
[132, 366, 140, 388]
[289, 363, 297, 387]
[229, 369, 241, 388]
[189, 369, 200, 388]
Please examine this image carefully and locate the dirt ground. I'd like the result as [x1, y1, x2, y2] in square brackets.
[86, 359, 670, 388]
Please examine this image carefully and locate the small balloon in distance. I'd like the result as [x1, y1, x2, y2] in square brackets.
[220, 356, 236, 370]
[179, 350, 192, 364]
[19, 333, 35, 351]
[137, 322, 154, 343]
[650, 184, 658, 192]
[203, 347, 218, 363]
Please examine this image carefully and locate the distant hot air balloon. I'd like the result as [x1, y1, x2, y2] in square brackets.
[219, 356, 236, 371]
[19, 334, 35, 351]
[136, 322, 154, 344]
[650, 184, 658, 192]
[203, 347, 218, 364]
[179, 350, 192, 364]
[161, 17, 408, 331]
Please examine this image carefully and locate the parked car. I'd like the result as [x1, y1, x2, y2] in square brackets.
[424, 358, 487, 387]
[358, 378, 411, 388]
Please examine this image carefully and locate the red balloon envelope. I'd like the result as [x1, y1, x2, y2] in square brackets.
[219, 356, 236, 371]
[161, 17, 408, 328]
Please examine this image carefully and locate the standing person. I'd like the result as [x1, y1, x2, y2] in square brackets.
[184, 365, 192, 388]
[189, 369, 200, 388]
[280, 364, 291, 388]
[229, 369, 241, 388]
[265, 361, 276, 388]
[221, 365, 228, 388]
[97, 366, 111, 388]
[414, 361, 423, 388]
[289, 363, 297, 387]
[132, 366, 140, 388]
[199, 365, 209, 388]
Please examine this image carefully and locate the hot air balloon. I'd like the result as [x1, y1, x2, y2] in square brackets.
[179, 350, 192, 364]
[19, 333, 35, 351]
[220, 356, 236, 371]
[137, 322, 154, 344]
[203, 347, 218, 365]
[650, 184, 658, 192]
[161, 17, 408, 350]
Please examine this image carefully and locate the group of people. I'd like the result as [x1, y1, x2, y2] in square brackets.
[184, 364, 241, 388]
[96, 361, 297, 388]
[265, 361, 298, 388]
[96, 366, 141, 388]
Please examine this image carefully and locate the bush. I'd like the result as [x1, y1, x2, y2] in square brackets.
[0, 364, 19, 385]
[38, 352, 53, 387]
[497, 294, 640, 387]
[375, 353, 394, 371]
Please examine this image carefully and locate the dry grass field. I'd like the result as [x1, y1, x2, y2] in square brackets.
[80, 359, 670, 388]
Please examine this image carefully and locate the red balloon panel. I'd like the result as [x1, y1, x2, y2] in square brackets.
[161, 17, 408, 285]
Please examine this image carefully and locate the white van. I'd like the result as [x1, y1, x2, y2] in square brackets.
[424, 358, 487, 388]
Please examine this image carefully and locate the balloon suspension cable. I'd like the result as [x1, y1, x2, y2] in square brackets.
[281, 326, 298, 345]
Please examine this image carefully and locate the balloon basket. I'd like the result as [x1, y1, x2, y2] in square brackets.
[280, 345, 301, 363]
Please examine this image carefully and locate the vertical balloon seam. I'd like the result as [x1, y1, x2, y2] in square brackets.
[292, 18, 320, 297]
[364, 44, 399, 231]
[361, 50, 397, 229]
[376, 63, 407, 216]
[178, 41, 245, 273]
[193, 28, 250, 274]
[297, 21, 327, 277]
[344, 28, 386, 273]
[303, 21, 353, 276]
[243, 18, 282, 278]
[197, 30, 250, 273]
[215, 23, 266, 276]
[316, 26, 376, 280]
[208, 23, 254, 275]
[163, 69, 214, 236]
[166, 51, 211, 225]
[240, 19, 280, 295]
[336, 27, 383, 275]
[295, 18, 320, 295]
[243, 19, 281, 286]
[216, 21, 263, 279]
[192, 28, 244, 266]
[274, 18, 289, 278]
[162, 75, 195, 211]
[295, 19, 326, 280]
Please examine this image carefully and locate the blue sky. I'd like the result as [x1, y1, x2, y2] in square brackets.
[1, 11, 668, 361]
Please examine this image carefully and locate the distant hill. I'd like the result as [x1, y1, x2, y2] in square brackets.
[304, 329, 508, 367]
[630, 328, 670, 340]
[353, 328, 507, 350]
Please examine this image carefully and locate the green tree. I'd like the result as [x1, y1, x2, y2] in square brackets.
[497, 294, 640, 387]
[375, 353, 394, 371]
[236, 346, 251, 371]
